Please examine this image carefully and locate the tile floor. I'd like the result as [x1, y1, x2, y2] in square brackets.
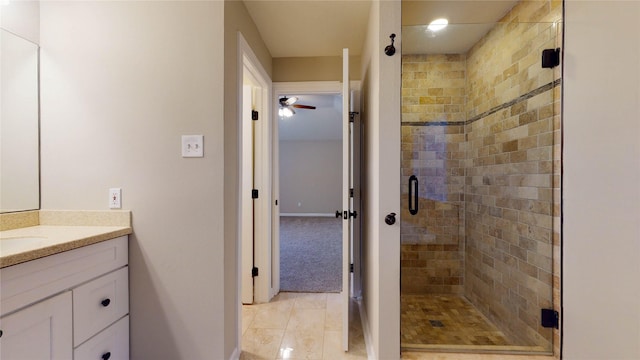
[241, 292, 367, 360]
[241, 292, 555, 360]
[401, 294, 511, 347]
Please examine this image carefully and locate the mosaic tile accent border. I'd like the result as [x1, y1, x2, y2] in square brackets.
[402, 79, 562, 127]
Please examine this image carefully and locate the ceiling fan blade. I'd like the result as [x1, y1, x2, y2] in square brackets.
[292, 104, 316, 109]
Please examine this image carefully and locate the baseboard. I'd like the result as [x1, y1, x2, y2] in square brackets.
[280, 213, 335, 217]
[358, 300, 377, 360]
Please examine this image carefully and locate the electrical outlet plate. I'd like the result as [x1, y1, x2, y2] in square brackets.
[182, 135, 204, 158]
[109, 188, 122, 209]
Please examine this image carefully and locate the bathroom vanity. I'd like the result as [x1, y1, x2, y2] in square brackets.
[0, 211, 132, 359]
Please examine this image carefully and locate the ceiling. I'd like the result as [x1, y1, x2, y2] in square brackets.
[243, 0, 519, 58]
[243, 1, 372, 58]
[278, 94, 342, 141]
[250, 1, 520, 140]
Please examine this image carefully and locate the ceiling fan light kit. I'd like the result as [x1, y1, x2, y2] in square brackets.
[279, 96, 316, 117]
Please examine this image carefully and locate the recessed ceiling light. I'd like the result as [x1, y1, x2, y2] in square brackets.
[428, 18, 448, 32]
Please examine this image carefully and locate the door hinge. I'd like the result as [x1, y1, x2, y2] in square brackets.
[349, 111, 358, 123]
[252, 189, 259, 199]
[540, 309, 559, 329]
[252, 110, 259, 121]
[350, 188, 354, 198]
[349, 263, 354, 273]
[252, 267, 259, 277]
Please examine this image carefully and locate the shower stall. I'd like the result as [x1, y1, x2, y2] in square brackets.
[400, 0, 562, 354]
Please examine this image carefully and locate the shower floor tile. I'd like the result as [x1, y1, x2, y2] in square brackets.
[401, 294, 511, 347]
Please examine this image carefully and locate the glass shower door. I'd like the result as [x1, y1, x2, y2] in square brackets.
[400, 0, 562, 354]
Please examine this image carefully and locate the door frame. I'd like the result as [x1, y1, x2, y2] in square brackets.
[238, 33, 273, 306]
[272, 80, 362, 299]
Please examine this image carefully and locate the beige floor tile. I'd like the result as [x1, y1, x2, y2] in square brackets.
[278, 328, 325, 360]
[273, 292, 300, 302]
[251, 305, 293, 330]
[294, 292, 328, 309]
[322, 330, 348, 359]
[325, 302, 342, 331]
[243, 306, 259, 335]
[326, 292, 342, 305]
[323, 330, 368, 360]
[241, 328, 285, 360]
[288, 308, 326, 332]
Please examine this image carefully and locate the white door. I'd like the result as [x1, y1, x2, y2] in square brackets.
[341, 47, 352, 351]
[241, 84, 254, 305]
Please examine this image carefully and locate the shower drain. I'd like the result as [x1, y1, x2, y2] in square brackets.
[429, 320, 444, 328]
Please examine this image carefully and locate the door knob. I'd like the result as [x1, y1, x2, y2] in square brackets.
[385, 212, 396, 225]
[335, 211, 342, 219]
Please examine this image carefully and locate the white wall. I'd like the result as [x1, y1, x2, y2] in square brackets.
[563, 1, 640, 359]
[0, 0, 39, 44]
[359, 0, 401, 358]
[279, 140, 342, 214]
[39, 2, 228, 358]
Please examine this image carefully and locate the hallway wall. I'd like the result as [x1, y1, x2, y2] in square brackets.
[273, 56, 361, 82]
[359, 0, 401, 358]
[39, 2, 227, 358]
[563, 1, 640, 359]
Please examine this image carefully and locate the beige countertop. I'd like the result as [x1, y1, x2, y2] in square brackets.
[0, 225, 132, 268]
[0, 210, 132, 268]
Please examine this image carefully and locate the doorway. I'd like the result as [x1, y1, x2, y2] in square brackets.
[239, 34, 273, 306]
[277, 93, 343, 293]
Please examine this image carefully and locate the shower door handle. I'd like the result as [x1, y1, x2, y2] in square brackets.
[409, 175, 418, 215]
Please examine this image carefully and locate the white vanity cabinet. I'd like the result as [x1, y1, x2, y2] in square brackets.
[0, 236, 129, 359]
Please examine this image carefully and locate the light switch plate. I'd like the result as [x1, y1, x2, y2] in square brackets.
[182, 135, 204, 158]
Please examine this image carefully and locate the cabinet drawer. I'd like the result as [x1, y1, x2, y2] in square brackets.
[74, 267, 129, 347]
[0, 236, 128, 317]
[74, 315, 129, 360]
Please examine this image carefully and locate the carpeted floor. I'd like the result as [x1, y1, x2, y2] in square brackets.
[279, 216, 342, 292]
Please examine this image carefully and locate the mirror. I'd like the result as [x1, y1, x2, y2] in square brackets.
[1, 28, 40, 213]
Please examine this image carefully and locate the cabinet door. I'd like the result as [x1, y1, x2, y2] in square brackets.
[0, 291, 72, 359]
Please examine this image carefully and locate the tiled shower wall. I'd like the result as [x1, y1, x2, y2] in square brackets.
[400, 0, 561, 353]
[401, 54, 466, 294]
[464, 0, 561, 350]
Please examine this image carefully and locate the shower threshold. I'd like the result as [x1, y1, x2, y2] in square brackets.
[401, 343, 550, 355]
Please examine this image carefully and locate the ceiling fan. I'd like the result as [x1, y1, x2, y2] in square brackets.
[278, 96, 316, 117]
